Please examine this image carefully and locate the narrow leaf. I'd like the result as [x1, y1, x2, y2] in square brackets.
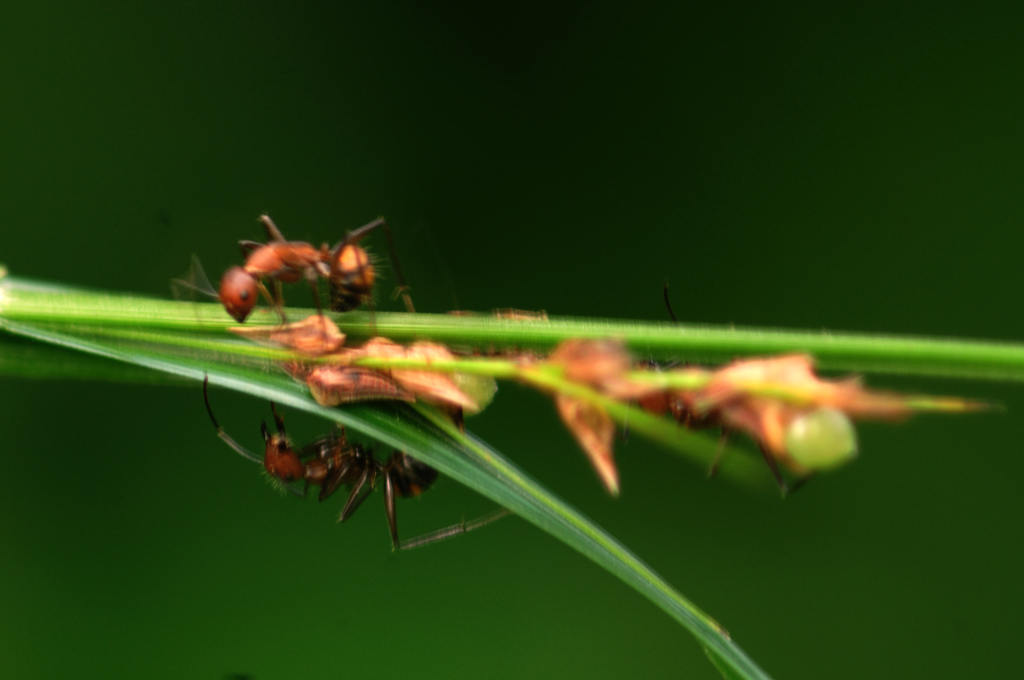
[0, 315, 774, 680]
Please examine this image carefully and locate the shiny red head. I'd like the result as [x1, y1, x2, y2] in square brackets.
[219, 266, 258, 323]
[260, 422, 305, 482]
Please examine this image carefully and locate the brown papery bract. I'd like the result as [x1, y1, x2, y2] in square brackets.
[230, 315, 345, 356]
[355, 338, 480, 412]
[546, 344, 984, 486]
[674, 355, 919, 472]
[304, 365, 415, 406]
[548, 338, 659, 401]
[549, 338, 631, 387]
[555, 394, 619, 496]
[694, 355, 912, 419]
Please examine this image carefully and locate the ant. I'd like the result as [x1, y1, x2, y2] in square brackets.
[219, 215, 415, 324]
[202, 375, 504, 549]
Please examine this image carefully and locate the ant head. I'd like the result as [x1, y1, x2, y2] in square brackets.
[330, 244, 375, 294]
[219, 266, 258, 322]
[260, 424, 305, 482]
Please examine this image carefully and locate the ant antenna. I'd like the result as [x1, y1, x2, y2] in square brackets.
[270, 402, 287, 436]
[757, 442, 790, 497]
[203, 375, 306, 497]
[203, 375, 263, 465]
[259, 214, 287, 242]
[663, 281, 679, 322]
[418, 218, 461, 311]
[399, 508, 511, 550]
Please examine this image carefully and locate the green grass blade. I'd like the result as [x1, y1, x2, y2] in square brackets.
[0, 317, 774, 680]
[7, 273, 1019, 679]
[706, 645, 750, 680]
[4, 274, 1024, 380]
[0, 334, 185, 384]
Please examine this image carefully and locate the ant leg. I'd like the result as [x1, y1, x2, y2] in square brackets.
[203, 375, 263, 465]
[399, 508, 512, 551]
[259, 214, 287, 242]
[319, 457, 356, 502]
[383, 471, 399, 549]
[342, 217, 386, 243]
[706, 429, 731, 479]
[304, 267, 324, 317]
[449, 406, 465, 434]
[757, 443, 790, 497]
[238, 240, 262, 257]
[787, 472, 816, 495]
[663, 281, 679, 323]
[338, 467, 373, 522]
[382, 222, 416, 313]
[271, 280, 291, 320]
[254, 280, 288, 323]
[620, 402, 632, 442]
[365, 295, 378, 337]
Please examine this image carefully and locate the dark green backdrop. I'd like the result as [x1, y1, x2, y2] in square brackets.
[2, 3, 1023, 678]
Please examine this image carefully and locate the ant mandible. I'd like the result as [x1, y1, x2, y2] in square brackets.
[202, 376, 501, 549]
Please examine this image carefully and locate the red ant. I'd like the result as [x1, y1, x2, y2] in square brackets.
[202, 375, 504, 549]
[219, 215, 415, 324]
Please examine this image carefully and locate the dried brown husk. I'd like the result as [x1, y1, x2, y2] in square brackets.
[549, 338, 631, 387]
[671, 355, 913, 469]
[230, 315, 345, 356]
[693, 355, 913, 419]
[352, 338, 481, 412]
[555, 394, 619, 495]
[303, 365, 415, 406]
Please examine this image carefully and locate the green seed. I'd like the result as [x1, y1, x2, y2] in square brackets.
[452, 373, 498, 415]
[784, 408, 858, 471]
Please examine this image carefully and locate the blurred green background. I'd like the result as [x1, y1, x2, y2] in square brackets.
[2, 3, 1023, 678]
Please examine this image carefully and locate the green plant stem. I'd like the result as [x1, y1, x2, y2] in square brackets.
[4, 276, 1024, 380]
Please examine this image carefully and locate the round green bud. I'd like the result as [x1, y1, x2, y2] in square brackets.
[784, 408, 858, 471]
[451, 373, 498, 416]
